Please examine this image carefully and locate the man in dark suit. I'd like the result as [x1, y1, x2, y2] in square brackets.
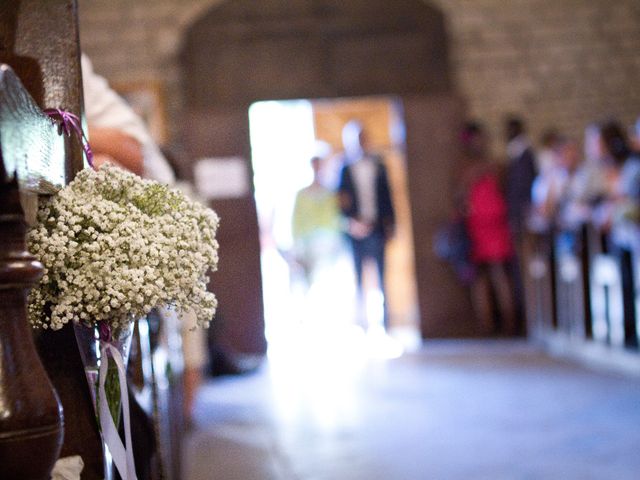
[504, 115, 538, 335]
[505, 116, 537, 238]
[337, 120, 395, 330]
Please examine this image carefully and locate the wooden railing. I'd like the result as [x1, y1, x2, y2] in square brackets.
[523, 220, 639, 355]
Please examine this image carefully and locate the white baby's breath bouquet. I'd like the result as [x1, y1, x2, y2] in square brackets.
[27, 164, 219, 332]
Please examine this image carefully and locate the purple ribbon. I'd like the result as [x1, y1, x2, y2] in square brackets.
[98, 320, 112, 342]
[44, 108, 94, 167]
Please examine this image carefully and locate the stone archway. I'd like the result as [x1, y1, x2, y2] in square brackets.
[180, 0, 474, 363]
[181, 0, 451, 106]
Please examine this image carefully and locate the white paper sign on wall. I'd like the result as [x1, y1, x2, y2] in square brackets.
[193, 157, 250, 199]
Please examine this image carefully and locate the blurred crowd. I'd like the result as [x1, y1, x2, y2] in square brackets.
[529, 119, 640, 241]
[447, 115, 640, 336]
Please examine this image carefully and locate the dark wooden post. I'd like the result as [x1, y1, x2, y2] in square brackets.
[0, 153, 63, 479]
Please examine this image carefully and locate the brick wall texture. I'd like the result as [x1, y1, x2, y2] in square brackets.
[78, 0, 640, 154]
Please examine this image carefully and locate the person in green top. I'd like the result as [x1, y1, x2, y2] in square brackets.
[291, 156, 342, 287]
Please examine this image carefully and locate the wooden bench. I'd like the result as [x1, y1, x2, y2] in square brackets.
[587, 226, 626, 348]
[523, 227, 557, 340]
[553, 224, 591, 340]
[523, 215, 640, 359]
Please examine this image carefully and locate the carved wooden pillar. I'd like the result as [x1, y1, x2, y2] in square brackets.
[0, 163, 63, 479]
[1, 1, 107, 475]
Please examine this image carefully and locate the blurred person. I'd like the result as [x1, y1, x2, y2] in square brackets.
[458, 121, 516, 335]
[547, 138, 591, 272]
[81, 53, 174, 184]
[602, 122, 640, 230]
[532, 136, 585, 228]
[536, 128, 560, 173]
[592, 121, 640, 232]
[568, 123, 609, 209]
[291, 156, 342, 288]
[503, 115, 537, 332]
[553, 137, 589, 228]
[632, 117, 640, 153]
[504, 115, 538, 237]
[530, 130, 562, 228]
[598, 121, 640, 346]
[337, 120, 395, 330]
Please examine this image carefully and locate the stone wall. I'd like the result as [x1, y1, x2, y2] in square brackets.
[78, 0, 640, 153]
[439, 0, 640, 151]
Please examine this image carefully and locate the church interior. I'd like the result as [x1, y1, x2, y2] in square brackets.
[0, 1, 639, 479]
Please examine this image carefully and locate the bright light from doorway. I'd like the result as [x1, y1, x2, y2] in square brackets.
[248, 99, 406, 364]
[249, 99, 316, 251]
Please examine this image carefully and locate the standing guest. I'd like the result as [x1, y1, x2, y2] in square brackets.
[591, 121, 640, 232]
[81, 53, 174, 184]
[600, 122, 640, 231]
[530, 130, 562, 228]
[337, 120, 395, 330]
[291, 156, 342, 288]
[536, 128, 560, 173]
[504, 115, 537, 333]
[552, 137, 589, 228]
[532, 135, 586, 228]
[568, 123, 609, 211]
[458, 122, 516, 335]
[598, 121, 640, 346]
[632, 117, 640, 153]
[504, 115, 538, 237]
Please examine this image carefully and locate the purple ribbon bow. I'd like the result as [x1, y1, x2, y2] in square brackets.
[44, 108, 94, 167]
[98, 320, 112, 342]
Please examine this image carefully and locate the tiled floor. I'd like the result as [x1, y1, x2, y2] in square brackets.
[183, 340, 640, 480]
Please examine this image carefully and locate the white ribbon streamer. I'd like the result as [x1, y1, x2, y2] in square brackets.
[98, 343, 138, 480]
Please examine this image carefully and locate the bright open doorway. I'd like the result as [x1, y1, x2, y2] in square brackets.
[249, 96, 421, 360]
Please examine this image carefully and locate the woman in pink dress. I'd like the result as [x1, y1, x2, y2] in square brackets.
[459, 122, 517, 335]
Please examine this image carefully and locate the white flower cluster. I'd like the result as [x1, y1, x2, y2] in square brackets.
[28, 164, 219, 331]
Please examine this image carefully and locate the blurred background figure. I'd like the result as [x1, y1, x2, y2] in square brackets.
[599, 122, 640, 240]
[535, 128, 560, 173]
[552, 137, 586, 228]
[596, 121, 640, 347]
[591, 121, 640, 233]
[559, 123, 610, 226]
[81, 53, 174, 184]
[504, 115, 537, 334]
[290, 155, 343, 290]
[458, 121, 516, 335]
[531, 135, 584, 229]
[505, 115, 538, 238]
[530, 129, 561, 228]
[632, 117, 640, 153]
[338, 120, 395, 330]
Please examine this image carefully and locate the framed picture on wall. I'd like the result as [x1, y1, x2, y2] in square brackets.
[112, 80, 168, 145]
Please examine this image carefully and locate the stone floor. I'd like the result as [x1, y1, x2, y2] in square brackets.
[183, 339, 640, 480]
